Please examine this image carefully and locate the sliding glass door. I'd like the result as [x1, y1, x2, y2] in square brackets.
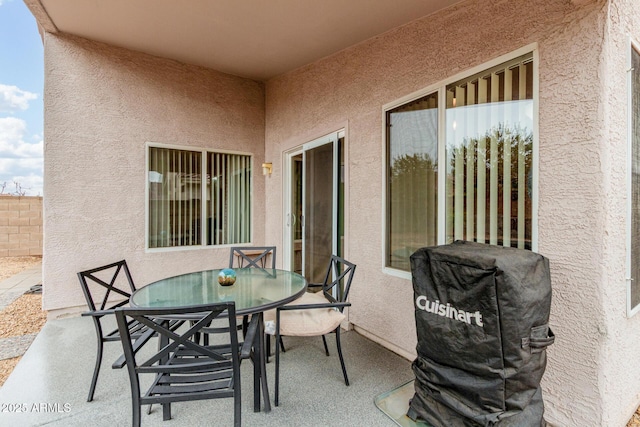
[285, 131, 344, 284]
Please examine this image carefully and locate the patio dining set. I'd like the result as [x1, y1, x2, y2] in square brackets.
[77, 247, 357, 427]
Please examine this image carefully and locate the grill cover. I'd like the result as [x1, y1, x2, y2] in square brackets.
[407, 241, 554, 427]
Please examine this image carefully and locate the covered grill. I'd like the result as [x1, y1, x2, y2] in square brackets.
[407, 241, 554, 427]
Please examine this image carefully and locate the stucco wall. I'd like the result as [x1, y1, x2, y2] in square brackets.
[42, 34, 266, 314]
[264, 0, 634, 426]
[600, 0, 640, 424]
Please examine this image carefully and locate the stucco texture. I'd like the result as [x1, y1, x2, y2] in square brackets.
[599, 1, 640, 425]
[264, 0, 637, 426]
[43, 34, 266, 314]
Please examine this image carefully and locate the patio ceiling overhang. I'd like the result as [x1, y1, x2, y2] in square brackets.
[24, 0, 466, 81]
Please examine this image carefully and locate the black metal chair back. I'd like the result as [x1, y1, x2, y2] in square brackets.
[116, 303, 243, 427]
[320, 255, 356, 310]
[79, 260, 136, 312]
[229, 246, 276, 269]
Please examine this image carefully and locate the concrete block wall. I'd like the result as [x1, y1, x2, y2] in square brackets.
[0, 195, 43, 257]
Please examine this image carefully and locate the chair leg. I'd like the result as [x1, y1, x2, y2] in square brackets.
[130, 369, 142, 427]
[335, 328, 349, 386]
[242, 315, 249, 336]
[192, 320, 201, 343]
[257, 315, 271, 413]
[322, 335, 330, 356]
[266, 334, 271, 363]
[87, 339, 103, 402]
[234, 390, 241, 427]
[88, 321, 104, 402]
[265, 334, 285, 363]
[252, 346, 260, 411]
[132, 399, 141, 427]
[162, 403, 172, 421]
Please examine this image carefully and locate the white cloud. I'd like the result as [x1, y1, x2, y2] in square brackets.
[0, 84, 38, 113]
[0, 117, 43, 196]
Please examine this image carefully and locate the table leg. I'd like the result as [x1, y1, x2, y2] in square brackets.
[158, 321, 170, 418]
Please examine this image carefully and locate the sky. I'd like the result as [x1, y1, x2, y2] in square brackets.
[0, 0, 43, 196]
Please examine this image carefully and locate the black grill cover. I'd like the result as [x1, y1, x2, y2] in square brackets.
[407, 241, 554, 427]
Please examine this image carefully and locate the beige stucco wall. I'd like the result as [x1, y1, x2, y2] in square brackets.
[600, 0, 640, 424]
[42, 34, 266, 315]
[264, 0, 638, 425]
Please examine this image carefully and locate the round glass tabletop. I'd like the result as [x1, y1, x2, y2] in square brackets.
[130, 268, 307, 314]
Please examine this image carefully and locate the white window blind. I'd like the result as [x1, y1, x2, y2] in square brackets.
[148, 147, 251, 249]
[148, 148, 201, 248]
[207, 153, 251, 245]
[445, 53, 533, 249]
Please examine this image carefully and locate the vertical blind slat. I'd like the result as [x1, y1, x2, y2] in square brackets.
[489, 73, 499, 245]
[176, 150, 181, 246]
[454, 86, 464, 240]
[466, 83, 475, 241]
[150, 150, 156, 248]
[164, 150, 170, 247]
[476, 78, 487, 243]
[232, 155, 235, 242]
[188, 152, 192, 245]
[217, 153, 222, 244]
[503, 68, 512, 247]
[222, 154, 227, 242]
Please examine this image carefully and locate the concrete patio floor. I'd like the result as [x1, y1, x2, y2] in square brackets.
[0, 313, 414, 426]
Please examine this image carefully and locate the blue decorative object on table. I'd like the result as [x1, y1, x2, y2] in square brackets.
[218, 268, 236, 286]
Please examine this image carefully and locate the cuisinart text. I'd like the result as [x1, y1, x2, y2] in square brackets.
[415, 296, 484, 327]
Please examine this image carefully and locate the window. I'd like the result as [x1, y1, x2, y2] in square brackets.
[386, 93, 439, 270]
[147, 146, 251, 249]
[386, 52, 535, 271]
[629, 44, 640, 314]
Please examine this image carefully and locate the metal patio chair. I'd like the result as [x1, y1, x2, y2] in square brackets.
[268, 255, 356, 406]
[116, 302, 255, 427]
[77, 260, 182, 402]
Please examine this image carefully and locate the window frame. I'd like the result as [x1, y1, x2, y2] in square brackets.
[144, 142, 254, 253]
[382, 44, 539, 278]
[627, 39, 640, 317]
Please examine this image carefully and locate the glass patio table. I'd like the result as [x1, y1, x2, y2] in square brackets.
[130, 267, 307, 413]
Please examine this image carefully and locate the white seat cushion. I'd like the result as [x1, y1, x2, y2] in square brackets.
[264, 292, 345, 337]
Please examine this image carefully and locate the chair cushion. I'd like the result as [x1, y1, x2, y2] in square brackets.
[264, 292, 345, 337]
